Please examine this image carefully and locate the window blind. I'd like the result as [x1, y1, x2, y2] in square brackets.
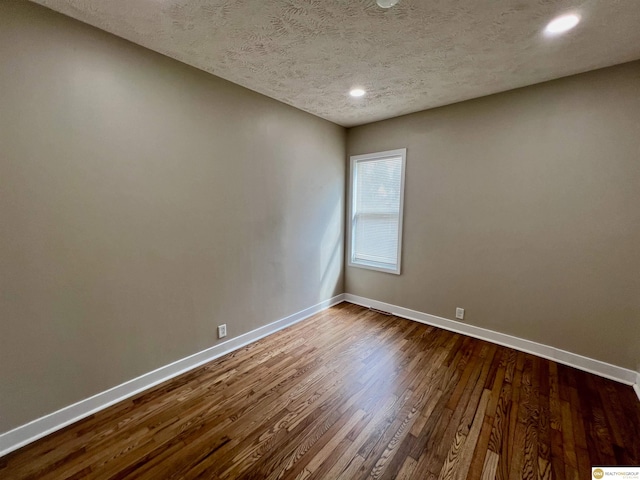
[352, 154, 404, 271]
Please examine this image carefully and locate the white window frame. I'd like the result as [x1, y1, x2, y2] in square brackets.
[348, 148, 406, 275]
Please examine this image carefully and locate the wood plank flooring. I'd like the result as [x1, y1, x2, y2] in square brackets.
[1, 302, 639, 479]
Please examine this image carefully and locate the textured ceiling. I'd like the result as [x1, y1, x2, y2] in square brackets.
[30, 0, 640, 127]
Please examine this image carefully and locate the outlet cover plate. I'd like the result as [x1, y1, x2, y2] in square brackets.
[218, 324, 227, 338]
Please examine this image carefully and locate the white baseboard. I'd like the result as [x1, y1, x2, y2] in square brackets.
[344, 294, 637, 386]
[2, 292, 636, 458]
[0, 294, 345, 458]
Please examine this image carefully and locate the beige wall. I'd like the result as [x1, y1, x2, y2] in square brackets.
[0, 1, 345, 433]
[347, 61, 640, 370]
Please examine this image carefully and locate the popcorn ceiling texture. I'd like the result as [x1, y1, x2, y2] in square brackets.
[30, 0, 640, 126]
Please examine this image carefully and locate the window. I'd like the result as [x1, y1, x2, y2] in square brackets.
[348, 148, 406, 274]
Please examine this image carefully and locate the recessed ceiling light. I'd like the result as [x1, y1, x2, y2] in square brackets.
[376, 0, 399, 8]
[350, 88, 366, 98]
[545, 14, 580, 35]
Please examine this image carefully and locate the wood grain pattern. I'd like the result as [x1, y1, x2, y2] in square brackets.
[1, 303, 639, 479]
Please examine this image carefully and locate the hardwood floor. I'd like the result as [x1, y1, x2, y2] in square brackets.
[1, 302, 639, 479]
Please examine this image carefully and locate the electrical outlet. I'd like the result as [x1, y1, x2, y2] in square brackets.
[217, 324, 227, 339]
[455, 308, 465, 320]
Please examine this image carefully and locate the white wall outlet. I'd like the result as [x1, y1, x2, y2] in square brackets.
[455, 308, 465, 320]
[217, 324, 227, 339]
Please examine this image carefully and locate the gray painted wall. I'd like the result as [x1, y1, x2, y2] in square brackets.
[0, 1, 345, 433]
[347, 61, 640, 371]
